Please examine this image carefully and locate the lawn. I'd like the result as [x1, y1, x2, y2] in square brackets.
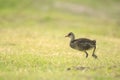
[0, 0, 120, 80]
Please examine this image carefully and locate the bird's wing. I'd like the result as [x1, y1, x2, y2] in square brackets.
[74, 39, 91, 49]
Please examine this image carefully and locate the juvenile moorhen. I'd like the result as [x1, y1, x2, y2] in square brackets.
[65, 32, 97, 59]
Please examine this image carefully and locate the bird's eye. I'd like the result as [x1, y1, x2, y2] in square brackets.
[68, 33, 71, 36]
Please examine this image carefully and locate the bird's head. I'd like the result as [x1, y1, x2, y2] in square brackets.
[65, 32, 74, 38]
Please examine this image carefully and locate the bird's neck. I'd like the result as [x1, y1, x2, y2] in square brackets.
[70, 34, 75, 42]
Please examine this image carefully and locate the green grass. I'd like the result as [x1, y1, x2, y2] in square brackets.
[0, 0, 120, 80]
[0, 25, 120, 80]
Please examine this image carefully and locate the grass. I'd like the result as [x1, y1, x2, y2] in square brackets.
[0, 0, 120, 80]
[0, 25, 120, 80]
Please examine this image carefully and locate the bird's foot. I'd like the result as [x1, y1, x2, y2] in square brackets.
[92, 54, 97, 59]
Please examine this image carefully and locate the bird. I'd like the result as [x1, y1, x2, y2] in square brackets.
[65, 32, 97, 59]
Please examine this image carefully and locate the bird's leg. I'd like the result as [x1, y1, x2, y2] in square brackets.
[92, 46, 97, 59]
[84, 51, 88, 58]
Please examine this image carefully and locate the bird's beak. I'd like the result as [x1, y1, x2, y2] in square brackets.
[65, 35, 68, 37]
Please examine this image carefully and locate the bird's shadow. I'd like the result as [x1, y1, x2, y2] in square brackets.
[67, 65, 119, 71]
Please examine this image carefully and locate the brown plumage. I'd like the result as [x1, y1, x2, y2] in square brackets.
[65, 32, 97, 59]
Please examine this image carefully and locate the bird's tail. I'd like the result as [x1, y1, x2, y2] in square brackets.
[92, 40, 96, 45]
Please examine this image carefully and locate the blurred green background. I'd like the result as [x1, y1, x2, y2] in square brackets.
[0, 0, 120, 37]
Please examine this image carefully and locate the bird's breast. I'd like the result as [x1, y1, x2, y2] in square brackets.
[70, 43, 83, 51]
